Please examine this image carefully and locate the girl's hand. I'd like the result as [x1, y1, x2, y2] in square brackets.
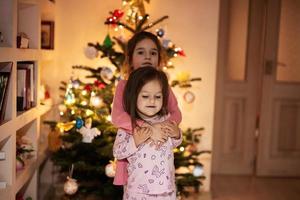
[133, 127, 152, 147]
[161, 121, 180, 139]
[150, 123, 168, 144]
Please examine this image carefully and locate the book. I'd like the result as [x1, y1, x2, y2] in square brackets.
[17, 62, 35, 111]
[0, 62, 12, 123]
[0, 151, 5, 160]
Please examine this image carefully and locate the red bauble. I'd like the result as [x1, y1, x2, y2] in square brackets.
[113, 9, 124, 19]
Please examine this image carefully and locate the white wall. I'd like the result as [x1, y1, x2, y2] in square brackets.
[42, 0, 220, 192]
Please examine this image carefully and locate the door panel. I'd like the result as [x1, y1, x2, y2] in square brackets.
[257, 0, 300, 176]
[212, 0, 262, 174]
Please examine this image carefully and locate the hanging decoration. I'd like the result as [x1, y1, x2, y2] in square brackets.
[183, 90, 195, 104]
[105, 160, 116, 177]
[77, 118, 101, 143]
[84, 46, 99, 59]
[193, 165, 204, 177]
[57, 121, 75, 132]
[103, 34, 113, 48]
[64, 164, 78, 195]
[100, 67, 114, 84]
[156, 28, 165, 37]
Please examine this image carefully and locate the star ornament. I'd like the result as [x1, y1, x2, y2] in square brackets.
[123, 0, 150, 16]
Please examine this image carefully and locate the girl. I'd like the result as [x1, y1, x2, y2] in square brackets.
[113, 67, 182, 200]
[111, 31, 182, 185]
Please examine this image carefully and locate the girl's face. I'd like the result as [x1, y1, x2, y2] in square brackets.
[132, 39, 159, 70]
[137, 79, 163, 119]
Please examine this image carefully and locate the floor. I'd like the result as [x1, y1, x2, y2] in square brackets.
[210, 175, 300, 200]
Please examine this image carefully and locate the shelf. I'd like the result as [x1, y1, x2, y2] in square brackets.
[0, 120, 14, 141]
[0, 185, 13, 199]
[15, 147, 49, 194]
[1, 0, 56, 198]
[0, 105, 53, 142]
[0, 0, 13, 48]
[0, 48, 40, 61]
[17, 0, 39, 49]
[16, 158, 37, 193]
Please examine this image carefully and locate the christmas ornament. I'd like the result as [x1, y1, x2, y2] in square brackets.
[100, 67, 114, 84]
[103, 34, 113, 48]
[183, 91, 195, 104]
[162, 39, 171, 48]
[84, 84, 92, 92]
[94, 80, 105, 89]
[156, 28, 165, 37]
[84, 46, 98, 59]
[175, 47, 186, 57]
[123, 0, 149, 16]
[78, 118, 101, 143]
[48, 128, 62, 152]
[112, 9, 124, 20]
[90, 96, 103, 108]
[105, 161, 116, 177]
[16, 158, 25, 171]
[57, 121, 75, 132]
[64, 176, 78, 195]
[65, 89, 75, 105]
[75, 118, 84, 129]
[72, 79, 80, 89]
[193, 165, 204, 177]
[176, 71, 190, 82]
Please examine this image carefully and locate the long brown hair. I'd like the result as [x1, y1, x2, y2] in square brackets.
[123, 66, 169, 130]
[122, 31, 166, 78]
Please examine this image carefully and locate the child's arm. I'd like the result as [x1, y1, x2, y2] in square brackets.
[111, 80, 143, 132]
[113, 129, 138, 160]
[167, 87, 182, 125]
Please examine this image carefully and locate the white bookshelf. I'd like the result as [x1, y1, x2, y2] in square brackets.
[0, 0, 55, 199]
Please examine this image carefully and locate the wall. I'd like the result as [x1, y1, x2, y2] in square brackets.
[41, 0, 220, 191]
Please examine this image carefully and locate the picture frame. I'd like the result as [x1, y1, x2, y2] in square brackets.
[41, 21, 54, 49]
[0, 62, 12, 123]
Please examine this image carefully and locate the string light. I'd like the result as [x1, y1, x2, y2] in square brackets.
[81, 101, 88, 106]
[81, 90, 87, 96]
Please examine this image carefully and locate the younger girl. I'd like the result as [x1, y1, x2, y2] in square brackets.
[111, 31, 182, 185]
[113, 67, 182, 200]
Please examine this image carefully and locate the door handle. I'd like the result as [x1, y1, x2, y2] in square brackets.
[265, 60, 273, 75]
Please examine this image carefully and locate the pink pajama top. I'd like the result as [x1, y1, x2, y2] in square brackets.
[111, 79, 182, 185]
[113, 115, 182, 195]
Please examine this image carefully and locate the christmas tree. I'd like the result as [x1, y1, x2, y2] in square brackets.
[48, 0, 208, 199]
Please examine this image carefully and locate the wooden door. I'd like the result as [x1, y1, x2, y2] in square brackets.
[212, 0, 265, 175]
[256, 0, 300, 176]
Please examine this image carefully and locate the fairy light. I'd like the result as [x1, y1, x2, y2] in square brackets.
[138, 16, 143, 20]
[114, 27, 119, 32]
[163, 66, 167, 71]
[60, 111, 64, 116]
[106, 115, 112, 122]
[81, 101, 88, 106]
[179, 146, 185, 152]
[167, 61, 173, 66]
[71, 110, 75, 115]
[86, 109, 94, 116]
[91, 91, 96, 96]
[81, 90, 87, 96]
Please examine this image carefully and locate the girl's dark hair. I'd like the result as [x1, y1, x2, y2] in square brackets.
[123, 31, 166, 77]
[123, 66, 169, 130]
